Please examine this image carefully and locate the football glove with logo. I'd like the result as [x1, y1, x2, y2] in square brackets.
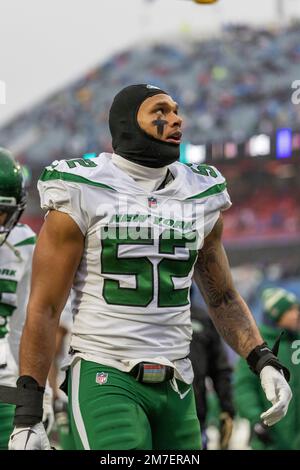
[9, 422, 51, 450]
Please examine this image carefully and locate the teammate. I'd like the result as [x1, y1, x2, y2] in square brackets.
[0, 149, 54, 448]
[235, 287, 300, 450]
[6, 85, 292, 450]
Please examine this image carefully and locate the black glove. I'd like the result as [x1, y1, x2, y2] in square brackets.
[252, 421, 273, 445]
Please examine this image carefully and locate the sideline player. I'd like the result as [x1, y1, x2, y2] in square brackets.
[0, 149, 53, 448]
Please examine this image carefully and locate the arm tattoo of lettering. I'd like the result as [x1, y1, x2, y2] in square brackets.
[194, 219, 262, 357]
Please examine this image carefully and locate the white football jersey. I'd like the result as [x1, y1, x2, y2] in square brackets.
[0, 224, 36, 386]
[38, 153, 231, 383]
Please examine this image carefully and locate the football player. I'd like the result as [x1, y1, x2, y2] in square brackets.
[5, 85, 292, 450]
[0, 148, 53, 449]
[0, 148, 30, 449]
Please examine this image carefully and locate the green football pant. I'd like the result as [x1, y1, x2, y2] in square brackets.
[69, 359, 201, 450]
[0, 403, 15, 450]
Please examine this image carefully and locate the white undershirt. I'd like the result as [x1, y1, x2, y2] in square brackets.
[111, 153, 169, 192]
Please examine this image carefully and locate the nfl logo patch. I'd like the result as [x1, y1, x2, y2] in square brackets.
[96, 372, 108, 385]
[148, 196, 157, 208]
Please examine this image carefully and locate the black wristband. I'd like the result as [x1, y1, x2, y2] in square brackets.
[246, 343, 290, 382]
[14, 375, 45, 427]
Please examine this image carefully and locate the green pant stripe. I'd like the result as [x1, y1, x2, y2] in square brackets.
[71, 359, 90, 450]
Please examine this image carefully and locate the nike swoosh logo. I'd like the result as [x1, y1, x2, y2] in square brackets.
[180, 387, 191, 400]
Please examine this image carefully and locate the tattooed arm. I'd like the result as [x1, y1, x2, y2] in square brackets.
[193, 214, 263, 358]
[193, 214, 292, 427]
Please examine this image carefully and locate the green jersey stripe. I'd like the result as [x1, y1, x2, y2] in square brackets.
[0, 279, 18, 293]
[40, 169, 116, 191]
[0, 303, 16, 317]
[14, 236, 37, 247]
[186, 182, 227, 200]
[0, 279, 17, 338]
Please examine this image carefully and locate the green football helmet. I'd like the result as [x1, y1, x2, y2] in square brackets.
[0, 147, 26, 245]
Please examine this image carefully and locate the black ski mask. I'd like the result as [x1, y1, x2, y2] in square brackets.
[109, 84, 180, 168]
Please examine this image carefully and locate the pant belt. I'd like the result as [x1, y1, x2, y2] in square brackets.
[129, 362, 174, 383]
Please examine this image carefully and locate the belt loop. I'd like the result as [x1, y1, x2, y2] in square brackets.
[135, 363, 145, 383]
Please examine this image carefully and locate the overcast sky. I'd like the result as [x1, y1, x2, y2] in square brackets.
[0, 0, 299, 125]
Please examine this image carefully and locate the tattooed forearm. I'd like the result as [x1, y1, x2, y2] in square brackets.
[196, 246, 236, 309]
[204, 289, 261, 358]
[194, 217, 263, 358]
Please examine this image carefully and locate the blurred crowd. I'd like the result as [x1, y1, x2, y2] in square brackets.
[0, 23, 299, 246]
[222, 160, 300, 244]
[1, 23, 300, 165]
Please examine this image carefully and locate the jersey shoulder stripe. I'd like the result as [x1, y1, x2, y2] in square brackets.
[39, 156, 116, 192]
[14, 236, 37, 247]
[40, 167, 116, 191]
[175, 162, 228, 200]
[186, 181, 227, 200]
[7, 224, 36, 247]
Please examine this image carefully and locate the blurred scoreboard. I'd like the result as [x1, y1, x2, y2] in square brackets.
[180, 128, 300, 164]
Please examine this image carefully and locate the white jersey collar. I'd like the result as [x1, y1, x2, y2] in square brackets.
[111, 153, 169, 193]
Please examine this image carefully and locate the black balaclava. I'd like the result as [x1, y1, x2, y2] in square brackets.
[109, 84, 180, 168]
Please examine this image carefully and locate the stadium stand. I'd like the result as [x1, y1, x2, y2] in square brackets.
[0, 23, 300, 249]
